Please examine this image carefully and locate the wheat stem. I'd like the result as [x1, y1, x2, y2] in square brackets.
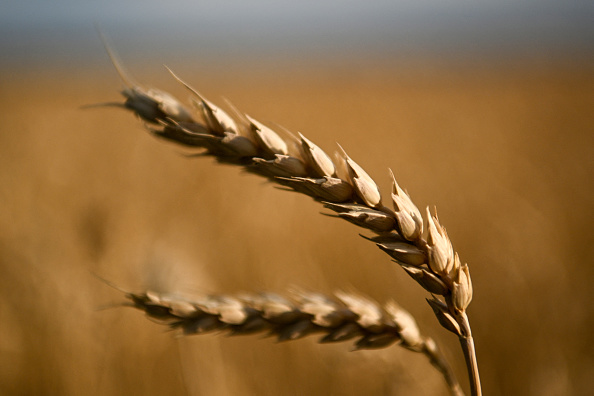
[458, 313, 481, 396]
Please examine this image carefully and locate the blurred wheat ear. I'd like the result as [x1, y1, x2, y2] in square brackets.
[120, 288, 462, 395]
[96, 36, 481, 396]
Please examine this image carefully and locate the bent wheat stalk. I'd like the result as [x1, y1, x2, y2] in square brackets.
[125, 288, 463, 395]
[99, 40, 481, 396]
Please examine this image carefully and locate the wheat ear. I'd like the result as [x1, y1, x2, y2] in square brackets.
[99, 41, 481, 396]
[124, 288, 463, 395]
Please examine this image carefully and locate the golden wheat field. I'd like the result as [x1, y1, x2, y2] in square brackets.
[0, 55, 593, 395]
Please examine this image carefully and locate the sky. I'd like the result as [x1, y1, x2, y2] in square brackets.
[1, 0, 593, 68]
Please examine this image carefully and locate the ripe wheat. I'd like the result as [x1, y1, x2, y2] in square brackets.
[98, 37, 481, 396]
[121, 287, 462, 394]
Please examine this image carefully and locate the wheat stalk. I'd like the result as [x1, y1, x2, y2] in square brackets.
[99, 38, 481, 396]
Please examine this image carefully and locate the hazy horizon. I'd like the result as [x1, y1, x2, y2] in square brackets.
[1, 0, 593, 69]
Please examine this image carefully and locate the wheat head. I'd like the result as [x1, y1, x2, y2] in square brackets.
[121, 287, 462, 395]
[98, 37, 481, 396]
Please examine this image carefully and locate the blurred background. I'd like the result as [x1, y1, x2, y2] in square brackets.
[1, 1, 593, 395]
